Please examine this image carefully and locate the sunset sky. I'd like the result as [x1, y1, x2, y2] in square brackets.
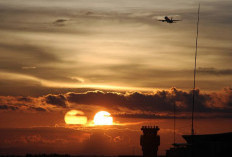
[0, 0, 232, 156]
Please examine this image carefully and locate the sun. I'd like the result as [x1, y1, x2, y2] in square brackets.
[94, 111, 113, 125]
[64, 110, 87, 125]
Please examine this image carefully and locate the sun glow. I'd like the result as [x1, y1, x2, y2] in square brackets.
[64, 110, 87, 125]
[94, 111, 113, 125]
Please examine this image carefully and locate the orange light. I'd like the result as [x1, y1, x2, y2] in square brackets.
[94, 111, 113, 125]
[64, 110, 87, 125]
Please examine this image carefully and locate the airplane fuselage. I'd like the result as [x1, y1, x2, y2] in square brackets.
[164, 16, 174, 23]
[158, 16, 180, 23]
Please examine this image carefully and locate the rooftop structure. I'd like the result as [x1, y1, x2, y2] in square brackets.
[140, 126, 160, 157]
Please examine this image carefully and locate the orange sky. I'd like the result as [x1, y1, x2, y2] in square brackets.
[0, 89, 232, 155]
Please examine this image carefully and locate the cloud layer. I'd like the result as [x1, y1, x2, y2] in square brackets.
[1, 88, 231, 119]
[0, 127, 142, 155]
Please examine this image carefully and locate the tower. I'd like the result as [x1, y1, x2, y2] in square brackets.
[140, 126, 160, 157]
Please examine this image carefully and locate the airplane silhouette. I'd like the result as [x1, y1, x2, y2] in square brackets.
[158, 16, 181, 23]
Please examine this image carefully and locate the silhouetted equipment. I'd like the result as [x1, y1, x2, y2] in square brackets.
[166, 3, 232, 157]
[166, 132, 232, 157]
[191, 3, 200, 137]
[140, 126, 160, 157]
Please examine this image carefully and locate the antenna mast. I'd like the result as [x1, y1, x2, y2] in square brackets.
[192, 3, 200, 136]
[174, 101, 176, 144]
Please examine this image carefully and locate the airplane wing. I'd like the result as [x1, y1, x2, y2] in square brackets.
[158, 20, 166, 22]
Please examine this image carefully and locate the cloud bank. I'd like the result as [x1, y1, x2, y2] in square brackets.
[0, 88, 231, 119]
[0, 127, 141, 155]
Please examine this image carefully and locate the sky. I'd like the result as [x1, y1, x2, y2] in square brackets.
[0, 0, 232, 156]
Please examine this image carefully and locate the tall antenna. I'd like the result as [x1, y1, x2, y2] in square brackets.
[173, 101, 176, 144]
[192, 3, 200, 136]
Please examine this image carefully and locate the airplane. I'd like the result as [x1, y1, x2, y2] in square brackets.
[158, 16, 181, 23]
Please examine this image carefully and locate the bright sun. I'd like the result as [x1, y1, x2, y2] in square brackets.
[94, 111, 113, 125]
[64, 110, 87, 125]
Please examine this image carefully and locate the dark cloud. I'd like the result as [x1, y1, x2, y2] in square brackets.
[0, 105, 18, 110]
[53, 19, 68, 26]
[29, 106, 47, 112]
[66, 88, 232, 116]
[114, 111, 232, 120]
[0, 88, 231, 118]
[54, 19, 68, 23]
[113, 113, 231, 119]
[113, 113, 160, 119]
[45, 94, 68, 108]
[17, 96, 32, 102]
[198, 67, 232, 75]
[67, 91, 125, 108]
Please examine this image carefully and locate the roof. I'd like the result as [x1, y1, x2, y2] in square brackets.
[182, 132, 232, 144]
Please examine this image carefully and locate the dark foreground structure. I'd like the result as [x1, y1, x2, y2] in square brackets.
[140, 126, 160, 157]
[166, 132, 232, 157]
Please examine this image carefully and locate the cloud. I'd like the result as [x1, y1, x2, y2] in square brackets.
[54, 19, 68, 23]
[0, 105, 18, 110]
[53, 19, 68, 26]
[67, 90, 124, 108]
[0, 127, 91, 155]
[198, 67, 232, 76]
[0, 42, 60, 64]
[0, 0, 231, 94]
[45, 94, 68, 108]
[66, 88, 232, 114]
[0, 95, 50, 112]
[0, 88, 231, 118]
[0, 126, 141, 155]
[17, 96, 33, 102]
[29, 107, 47, 112]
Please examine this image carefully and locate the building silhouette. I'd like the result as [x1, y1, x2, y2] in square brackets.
[166, 132, 232, 157]
[140, 126, 160, 157]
